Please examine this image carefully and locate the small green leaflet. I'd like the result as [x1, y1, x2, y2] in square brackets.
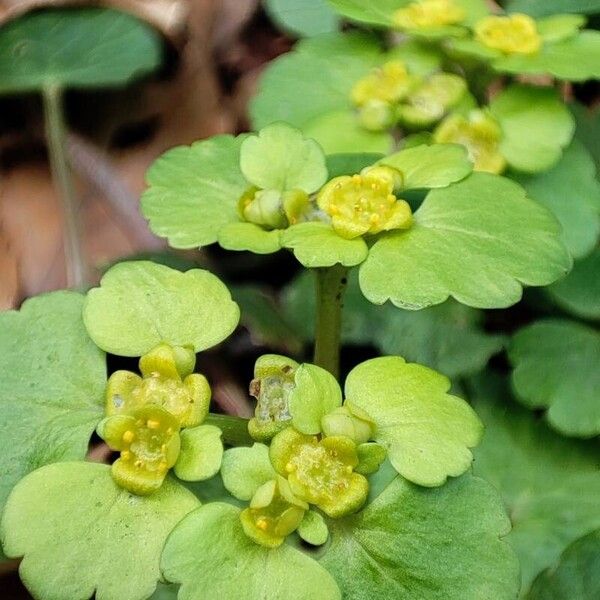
[470, 374, 600, 592]
[0, 7, 161, 93]
[513, 139, 600, 259]
[0, 462, 200, 600]
[84, 261, 240, 357]
[161, 503, 341, 600]
[509, 319, 600, 437]
[527, 530, 600, 600]
[282, 270, 504, 378]
[0, 292, 105, 515]
[549, 248, 600, 320]
[321, 474, 519, 599]
[359, 173, 571, 310]
[345, 357, 483, 486]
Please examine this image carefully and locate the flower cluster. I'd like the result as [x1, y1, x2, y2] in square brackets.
[97, 343, 222, 495]
[350, 59, 467, 132]
[222, 356, 386, 548]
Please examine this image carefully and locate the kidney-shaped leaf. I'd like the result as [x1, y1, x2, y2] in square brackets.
[527, 530, 600, 600]
[509, 319, 600, 437]
[0, 292, 105, 514]
[265, 0, 340, 37]
[490, 85, 575, 173]
[0, 462, 200, 600]
[345, 356, 483, 486]
[359, 173, 572, 310]
[161, 502, 341, 600]
[549, 248, 600, 320]
[0, 7, 161, 94]
[513, 139, 600, 259]
[321, 474, 519, 600]
[471, 375, 600, 591]
[142, 135, 247, 249]
[84, 261, 240, 356]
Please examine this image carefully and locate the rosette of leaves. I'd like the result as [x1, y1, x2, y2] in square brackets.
[158, 355, 519, 599]
[250, 32, 474, 153]
[143, 122, 571, 312]
[0, 261, 240, 599]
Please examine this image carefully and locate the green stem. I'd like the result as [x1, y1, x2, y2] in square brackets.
[313, 264, 348, 379]
[205, 413, 253, 446]
[42, 84, 86, 288]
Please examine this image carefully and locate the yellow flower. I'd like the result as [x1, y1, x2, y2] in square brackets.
[105, 343, 211, 428]
[393, 0, 465, 30]
[99, 405, 181, 495]
[351, 60, 415, 107]
[270, 428, 369, 518]
[434, 110, 507, 174]
[475, 14, 542, 55]
[317, 166, 412, 239]
[240, 476, 307, 548]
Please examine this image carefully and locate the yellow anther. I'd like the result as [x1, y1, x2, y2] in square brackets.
[285, 462, 295, 473]
[122, 430, 135, 444]
[134, 460, 143, 468]
[393, 0, 465, 30]
[146, 419, 161, 430]
[345, 465, 353, 474]
[166, 427, 174, 436]
[370, 214, 380, 225]
[475, 14, 541, 55]
[121, 450, 132, 461]
[257, 517, 270, 531]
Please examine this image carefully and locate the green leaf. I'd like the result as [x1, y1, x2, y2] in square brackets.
[345, 357, 483, 486]
[509, 319, 600, 438]
[470, 374, 600, 592]
[282, 222, 368, 268]
[84, 261, 240, 356]
[527, 530, 600, 600]
[283, 270, 504, 378]
[0, 462, 199, 600]
[289, 364, 342, 434]
[221, 444, 276, 501]
[298, 510, 329, 545]
[359, 173, 572, 310]
[571, 103, 600, 169]
[549, 248, 600, 320]
[174, 425, 223, 481]
[325, 152, 385, 178]
[304, 110, 394, 154]
[490, 85, 575, 173]
[218, 222, 282, 254]
[513, 140, 600, 259]
[379, 143, 472, 190]
[240, 123, 328, 193]
[251, 32, 381, 129]
[506, 0, 600, 16]
[150, 583, 179, 600]
[161, 502, 341, 600]
[321, 474, 519, 600]
[0, 292, 105, 515]
[265, 0, 340, 37]
[0, 7, 161, 94]
[141, 135, 247, 249]
[537, 15, 587, 43]
[494, 31, 600, 81]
